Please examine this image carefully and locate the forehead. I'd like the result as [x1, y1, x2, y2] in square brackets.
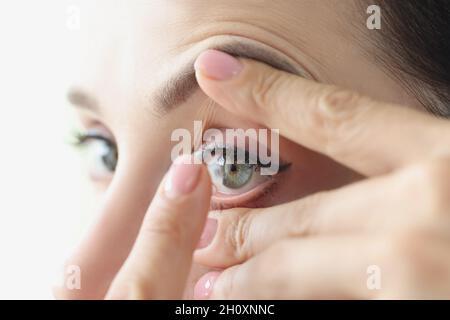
[74, 0, 360, 120]
[78, 0, 349, 76]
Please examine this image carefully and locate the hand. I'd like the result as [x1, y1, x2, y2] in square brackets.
[192, 50, 450, 299]
[55, 156, 211, 299]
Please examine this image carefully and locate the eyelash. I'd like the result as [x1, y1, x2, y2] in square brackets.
[72, 131, 114, 147]
[200, 144, 291, 209]
[72, 130, 118, 177]
[72, 131, 291, 208]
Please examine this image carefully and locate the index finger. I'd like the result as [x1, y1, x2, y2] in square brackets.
[194, 50, 450, 176]
[106, 156, 211, 299]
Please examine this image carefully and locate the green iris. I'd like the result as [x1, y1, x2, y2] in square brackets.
[222, 163, 254, 189]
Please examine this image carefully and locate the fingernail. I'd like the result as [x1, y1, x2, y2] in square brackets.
[197, 218, 218, 249]
[164, 155, 202, 198]
[194, 271, 221, 300]
[194, 50, 243, 81]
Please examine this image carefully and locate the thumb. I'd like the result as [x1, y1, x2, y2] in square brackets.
[106, 155, 211, 299]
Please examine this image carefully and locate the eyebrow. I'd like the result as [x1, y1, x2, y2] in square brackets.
[154, 41, 304, 116]
[67, 87, 99, 113]
[68, 40, 304, 116]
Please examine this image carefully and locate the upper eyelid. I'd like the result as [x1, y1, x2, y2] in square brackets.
[199, 141, 290, 167]
[76, 122, 116, 141]
[73, 131, 116, 148]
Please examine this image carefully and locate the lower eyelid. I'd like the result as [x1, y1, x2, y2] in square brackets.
[210, 178, 277, 210]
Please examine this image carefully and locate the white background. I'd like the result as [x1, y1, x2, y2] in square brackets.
[0, 1, 95, 299]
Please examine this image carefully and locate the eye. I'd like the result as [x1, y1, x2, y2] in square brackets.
[199, 145, 290, 208]
[205, 146, 271, 196]
[222, 163, 254, 189]
[73, 130, 118, 181]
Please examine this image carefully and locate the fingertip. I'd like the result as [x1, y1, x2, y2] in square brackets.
[194, 49, 243, 81]
[164, 158, 202, 199]
[194, 271, 222, 300]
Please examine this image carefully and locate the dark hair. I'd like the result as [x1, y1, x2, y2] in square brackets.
[360, 0, 450, 117]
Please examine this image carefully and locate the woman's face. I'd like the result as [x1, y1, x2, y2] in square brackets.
[69, 0, 422, 298]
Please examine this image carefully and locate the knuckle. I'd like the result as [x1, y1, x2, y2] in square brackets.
[378, 230, 431, 279]
[251, 70, 285, 112]
[407, 160, 450, 215]
[311, 87, 368, 155]
[319, 87, 364, 109]
[287, 192, 327, 237]
[315, 87, 365, 125]
[225, 210, 253, 262]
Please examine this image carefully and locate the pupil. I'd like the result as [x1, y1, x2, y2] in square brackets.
[101, 143, 118, 172]
[222, 163, 254, 189]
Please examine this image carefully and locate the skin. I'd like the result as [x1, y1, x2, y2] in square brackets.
[56, 1, 448, 299]
[193, 52, 450, 298]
